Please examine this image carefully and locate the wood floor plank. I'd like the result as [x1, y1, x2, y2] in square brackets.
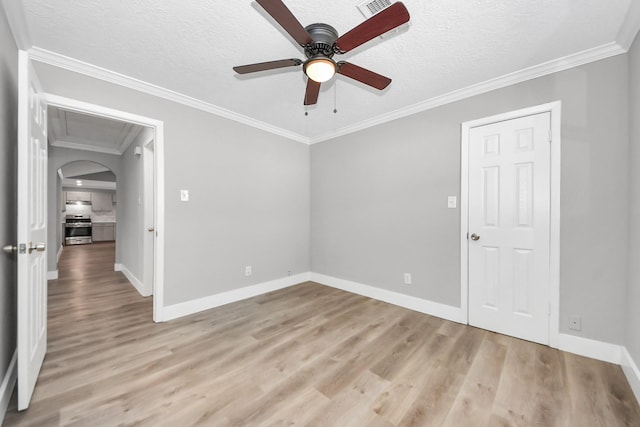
[3, 242, 640, 426]
[442, 337, 507, 426]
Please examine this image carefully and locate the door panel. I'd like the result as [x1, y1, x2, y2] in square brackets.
[468, 112, 550, 345]
[481, 246, 499, 309]
[17, 50, 48, 410]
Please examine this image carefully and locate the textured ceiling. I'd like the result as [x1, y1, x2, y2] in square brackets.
[16, 0, 638, 141]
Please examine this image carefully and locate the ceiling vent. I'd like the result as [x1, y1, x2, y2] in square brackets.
[356, 0, 403, 38]
[358, 0, 393, 16]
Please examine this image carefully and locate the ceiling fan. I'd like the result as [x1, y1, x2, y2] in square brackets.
[233, 0, 410, 106]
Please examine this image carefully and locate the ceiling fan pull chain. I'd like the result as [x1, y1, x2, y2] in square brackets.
[333, 81, 338, 114]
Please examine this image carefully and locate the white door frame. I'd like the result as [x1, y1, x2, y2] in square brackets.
[460, 101, 561, 348]
[44, 93, 166, 323]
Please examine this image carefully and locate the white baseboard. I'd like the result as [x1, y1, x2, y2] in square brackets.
[156, 268, 637, 401]
[309, 273, 465, 324]
[114, 263, 150, 297]
[557, 333, 622, 365]
[621, 347, 640, 405]
[309, 274, 634, 368]
[48, 245, 64, 281]
[0, 350, 17, 426]
[162, 272, 311, 321]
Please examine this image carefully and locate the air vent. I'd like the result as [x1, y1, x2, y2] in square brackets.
[358, 0, 392, 16]
[356, 0, 403, 38]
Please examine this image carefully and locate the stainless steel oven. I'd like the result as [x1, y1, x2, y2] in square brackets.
[65, 215, 92, 245]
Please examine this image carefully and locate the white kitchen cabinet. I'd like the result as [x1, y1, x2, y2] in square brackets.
[92, 223, 115, 242]
[91, 192, 113, 212]
[65, 191, 92, 202]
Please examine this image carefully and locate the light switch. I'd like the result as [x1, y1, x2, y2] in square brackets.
[180, 190, 189, 202]
[447, 196, 457, 209]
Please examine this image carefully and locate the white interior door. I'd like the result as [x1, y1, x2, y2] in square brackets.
[142, 139, 155, 296]
[17, 50, 48, 410]
[467, 112, 551, 345]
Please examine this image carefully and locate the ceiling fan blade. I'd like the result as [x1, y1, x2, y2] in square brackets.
[304, 79, 321, 105]
[233, 58, 302, 74]
[256, 0, 313, 46]
[337, 61, 391, 90]
[334, 2, 410, 53]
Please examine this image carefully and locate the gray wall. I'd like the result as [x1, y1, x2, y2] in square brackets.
[627, 33, 640, 367]
[36, 62, 311, 306]
[117, 128, 152, 282]
[0, 3, 18, 399]
[5, 13, 635, 379]
[47, 146, 122, 271]
[311, 54, 630, 345]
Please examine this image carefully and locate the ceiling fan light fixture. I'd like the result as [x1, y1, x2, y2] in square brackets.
[304, 57, 336, 83]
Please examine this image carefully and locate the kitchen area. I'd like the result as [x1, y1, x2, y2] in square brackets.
[63, 190, 116, 246]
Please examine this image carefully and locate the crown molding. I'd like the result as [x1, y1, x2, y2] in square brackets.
[29, 40, 626, 147]
[49, 108, 143, 155]
[617, 0, 640, 51]
[117, 123, 143, 154]
[1, 0, 31, 49]
[50, 139, 123, 155]
[28, 47, 311, 145]
[309, 42, 626, 144]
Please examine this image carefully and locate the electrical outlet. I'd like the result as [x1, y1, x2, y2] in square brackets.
[403, 273, 412, 285]
[568, 315, 582, 331]
[245, 265, 252, 276]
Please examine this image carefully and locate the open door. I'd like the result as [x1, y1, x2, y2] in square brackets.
[142, 138, 155, 296]
[17, 50, 48, 410]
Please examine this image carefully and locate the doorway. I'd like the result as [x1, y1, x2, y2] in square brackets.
[59, 161, 116, 248]
[460, 102, 561, 347]
[45, 94, 165, 322]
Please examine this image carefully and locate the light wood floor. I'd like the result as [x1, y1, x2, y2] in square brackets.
[4, 243, 640, 426]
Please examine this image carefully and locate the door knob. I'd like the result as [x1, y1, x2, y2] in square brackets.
[28, 242, 45, 254]
[470, 233, 480, 241]
[2, 245, 17, 254]
[148, 227, 155, 232]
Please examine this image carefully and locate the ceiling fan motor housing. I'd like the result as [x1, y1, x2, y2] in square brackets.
[304, 23, 338, 58]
